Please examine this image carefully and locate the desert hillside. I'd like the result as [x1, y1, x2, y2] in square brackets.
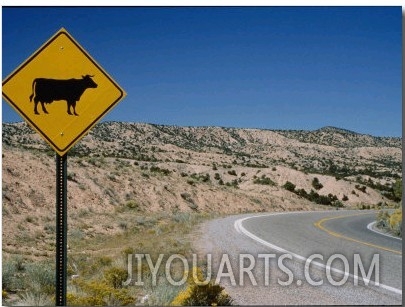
[2, 122, 402, 259]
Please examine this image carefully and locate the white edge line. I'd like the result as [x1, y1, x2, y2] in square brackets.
[234, 213, 402, 296]
[367, 221, 402, 241]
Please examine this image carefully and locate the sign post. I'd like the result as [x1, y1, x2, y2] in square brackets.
[55, 154, 68, 306]
[2, 28, 126, 305]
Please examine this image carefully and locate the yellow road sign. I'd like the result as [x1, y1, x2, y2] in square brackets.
[2, 28, 126, 156]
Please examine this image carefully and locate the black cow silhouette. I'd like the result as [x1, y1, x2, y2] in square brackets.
[29, 75, 98, 115]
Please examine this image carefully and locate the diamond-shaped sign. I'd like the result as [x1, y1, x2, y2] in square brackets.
[2, 28, 126, 156]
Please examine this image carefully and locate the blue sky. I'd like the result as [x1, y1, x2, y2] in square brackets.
[2, 6, 402, 137]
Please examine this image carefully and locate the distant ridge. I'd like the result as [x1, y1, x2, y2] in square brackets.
[2, 122, 401, 149]
[274, 125, 399, 148]
[316, 126, 359, 135]
[273, 126, 359, 135]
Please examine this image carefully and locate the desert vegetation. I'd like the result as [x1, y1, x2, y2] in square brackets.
[376, 206, 402, 237]
[3, 211, 218, 306]
[2, 122, 402, 305]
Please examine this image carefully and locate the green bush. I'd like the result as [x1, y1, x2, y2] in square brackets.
[283, 181, 296, 192]
[150, 166, 171, 175]
[227, 170, 237, 176]
[312, 177, 323, 190]
[125, 200, 139, 210]
[2, 260, 20, 292]
[2, 256, 29, 292]
[253, 175, 276, 186]
[355, 184, 367, 193]
[225, 179, 239, 188]
[25, 262, 55, 295]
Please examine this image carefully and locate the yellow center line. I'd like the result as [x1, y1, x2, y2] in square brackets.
[314, 212, 402, 255]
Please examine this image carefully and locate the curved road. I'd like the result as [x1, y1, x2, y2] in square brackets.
[194, 210, 402, 305]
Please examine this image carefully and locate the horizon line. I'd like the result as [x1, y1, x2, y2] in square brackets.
[2, 120, 401, 139]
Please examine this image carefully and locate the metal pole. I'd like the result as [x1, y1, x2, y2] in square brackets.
[56, 154, 67, 306]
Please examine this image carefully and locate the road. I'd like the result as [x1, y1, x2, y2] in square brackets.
[194, 210, 402, 305]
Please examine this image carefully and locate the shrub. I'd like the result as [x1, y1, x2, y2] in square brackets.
[312, 177, 323, 190]
[67, 172, 77, 182]
[389, 208, 402, 236]
[125, 200, 139, 210]
[182, 282, 233, 306]
[146, 276, 179, 305]
[2, 260, 19, 291]
[119, 221, 128, 230]
[25, 216, 35, 223]
[355, 184, 367, 193]
[296, 188, 308, 198]
[68, 278, 134, 306]
[25, 262, 55, 295]
[201, 173, 210, 183]
[333, 201, 344, 208]
[150, 166, 171, 176]
[376, 210, 390, 228]
[187, 179, 196, 186]
[96, 256, 113, 267]
[3, 260, 56, 305]
[226, 179, 239, 188]
[122, 247, 134, 258]
[103, 267, 129, 289]
[227, 170, 237, 176]
[283, 181, 296, 192]
[253, 175, 276, 186]
[171, 267, 233, 306]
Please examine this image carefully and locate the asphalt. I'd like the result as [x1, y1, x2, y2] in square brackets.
[194, 210, 402, 305]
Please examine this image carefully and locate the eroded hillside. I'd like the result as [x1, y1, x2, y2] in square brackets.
[2, 122, 402, 259]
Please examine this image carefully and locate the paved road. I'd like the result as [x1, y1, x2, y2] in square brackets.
[194, 210, 402, 305]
